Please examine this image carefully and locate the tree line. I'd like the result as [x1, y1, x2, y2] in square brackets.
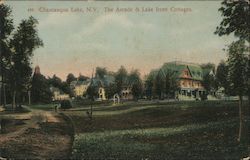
[0, 4, 43, 109]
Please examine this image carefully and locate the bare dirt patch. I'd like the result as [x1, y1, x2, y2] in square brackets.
[0, 108, 73, 159]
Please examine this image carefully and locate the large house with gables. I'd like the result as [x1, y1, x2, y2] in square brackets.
[149, 61, 206, 100]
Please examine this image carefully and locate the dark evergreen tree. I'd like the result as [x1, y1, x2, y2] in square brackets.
[115, 66, 128, 94]
[216, 61, 231, 95]
[31, 73, 52, 103]
[128, 70, 143, 100]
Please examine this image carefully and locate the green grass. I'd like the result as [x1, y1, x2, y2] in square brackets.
[28, 104, 57, 111]
[72, 119, 248, 159]
[65, 100, 249, 159]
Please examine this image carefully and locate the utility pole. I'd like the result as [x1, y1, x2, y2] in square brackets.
[3, 84, 6, 106]
[0, 44, 2, 107]
[28, 90, 31, 105]
[90, 68, 94, 117]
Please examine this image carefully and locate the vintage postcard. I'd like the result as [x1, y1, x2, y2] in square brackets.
[0, 0, 249, 159]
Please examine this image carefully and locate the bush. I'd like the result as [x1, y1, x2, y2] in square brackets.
[200, 94, 208, 101]
[60, 100, 72, 109]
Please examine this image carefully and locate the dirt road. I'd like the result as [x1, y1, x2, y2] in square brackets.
[0, 106, 74, 159]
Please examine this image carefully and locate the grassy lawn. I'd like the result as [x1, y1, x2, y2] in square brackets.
[61, 100, 249, 159]
[28, 103, 56, 111]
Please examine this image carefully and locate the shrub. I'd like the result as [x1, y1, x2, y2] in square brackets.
[60, 100, 72, 109]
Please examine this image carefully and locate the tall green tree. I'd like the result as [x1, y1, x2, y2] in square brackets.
[201, 63, 217, 95]
[0, 4, 14, 106]
[153, 71, 165, 99]
[216, 0, 250, 143]
[105, 83, 117, 99]
[66, 73, 77, 84]
[95, 67, 107, 79]
[227, 40, 248, 142]
[216, 61, 231, 95]
[9, 16, 43, 107]
[128, 70, 143, 100]
[115, 66, 128, 94]
[144, 74, 154, 99]
[164, 71, 180, 99]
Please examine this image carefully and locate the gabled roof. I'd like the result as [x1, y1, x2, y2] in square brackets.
[187, 65, 203, 81]
[70, 79, 91, 88]
[91, 75, 115, 87]
[148, 61, 203, 81]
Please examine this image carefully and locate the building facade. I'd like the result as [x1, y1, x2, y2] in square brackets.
[70, 80, 90, 97]
[50, 87, 70, 101]
[150, 61, 206, 100]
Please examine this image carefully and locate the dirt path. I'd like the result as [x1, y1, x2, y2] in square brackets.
[0, 106, 74, 159]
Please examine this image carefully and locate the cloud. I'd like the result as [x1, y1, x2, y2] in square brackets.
[80, 13, 154, 36]
[39, 13, 79, 29]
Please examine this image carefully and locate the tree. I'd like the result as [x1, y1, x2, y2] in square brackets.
[66, 73, 76, 85]
[48, 75, 62, 89]
[48, 75, 73, 96]
[215, 0, 250, 43]
[216, 61, 231, 95]
[153, 71, 165, 99]
[31, 72, 52, 103]
[115, 66, 128, 94]
[227, 40, 248, 142]
[61, 81, 74, 97]
[105, 83, 117, 99]
[0, 4, 14, 107]
[78, 74, 88, 81]
[95, 67, 107, 79]
[145, 75, 154, 99]
[164, 71, 180, 99]
[201, 63, 217, 95]
[9, 16, 43, 108]
[128, 70, 143, 100]
[216, 0, 250, 144]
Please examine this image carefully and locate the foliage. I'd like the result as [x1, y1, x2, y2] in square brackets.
[95, 67, 108, 79]
[144, 76, 153, 99]
[227, 40, 248, 96]
[105, 83, 117, 99]
[60, 100, 72, 109]
[66, 73, 76, 85]
[48, 75, 73, 96]
[128, 70, 143, 100]
[216, 61, 231, 95]
[215, 0, 250, 42]
[153, 71, 165, 99]
[201, 63, 217, 93]
[86, 84, 97, 100]
[48, 75, 62, 88]
[8, 16, 43, 106]
[0, 4, 14, 85]
[163, 70, 180, 98]
[31, 73, 52, 103]
[216, 0, 250, 143]
[147, 69, 179, 99]
[115, 66, 128, 94]
[78, 74, 88, 81]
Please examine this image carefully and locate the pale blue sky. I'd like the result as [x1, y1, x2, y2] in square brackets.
[6, 1, 234, 79]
